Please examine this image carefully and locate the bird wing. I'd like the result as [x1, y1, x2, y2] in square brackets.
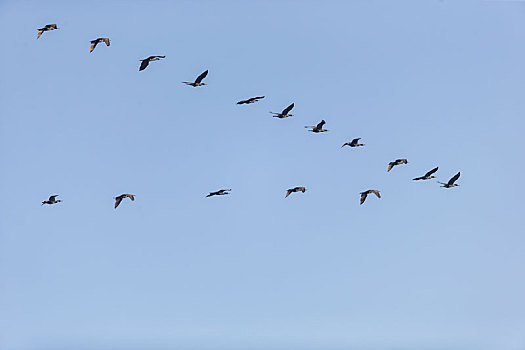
[387, 163, 394, 172]
[299, 187, 306, 193]
[448, 172, 460, 185]
[237, 99, 248, 104]
[360, 192, 367, 205]
[195, 70, 208, 84]
[351, 138, 361, 145]
[316, 120, 325, 129]
[126, 194, 135, 201]
[47, 24, 57, 29]
[37, 29, 44, 38]
[371, 190, 381, 198]
[282, 103, 294, 115]
[285, 190, 292, 198]
[253, 96, 265, 100]
[49, 195, 58, 201]
[154, 56, 166, 59]
[139, 59, 149, 71]
[103, 38, 110, 46]
[114, 197, 123, 208]
[90, 41, 97, 52]
[424, 167, 439, 177]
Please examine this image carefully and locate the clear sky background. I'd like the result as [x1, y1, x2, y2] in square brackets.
[1, 0, 525, 349]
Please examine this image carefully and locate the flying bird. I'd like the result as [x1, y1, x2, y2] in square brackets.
[438, 172, 461, 188]
[206, 189, 231, 197]
[342, 138, 364, 148]
[114, 193, 135, 208]
[183, 70, 208, 87]
[41, 195, 62, 205]
[413, 167, 439, 181]
[270, 103, 294, 118]
[285, 186, 306, 198]
[90, 37, 110, 52]
[360, 190, 381, 205]
[37, 24, 58, 39]
[306, 120, 328, 133]
[387, 158, 408, 172]
[237, 96, 265, 105]
[139, 56, 165, 71]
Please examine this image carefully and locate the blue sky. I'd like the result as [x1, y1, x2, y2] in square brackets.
[1, 1, 525, 349]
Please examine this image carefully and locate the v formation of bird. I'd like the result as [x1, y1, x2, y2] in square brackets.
[37, 23, 461, 208]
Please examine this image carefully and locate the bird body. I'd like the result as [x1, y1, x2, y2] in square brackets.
[360, 190, 380, 205]
[270, 103, 294, 118]
[387, 158, 408, 172]
[285, 186, 306, 198]
[114, 193, 135, 208]
[306, 120, 328, 133]
[37, 24, 58, 39]
[438, 172, 461, 188]
[42, 194, 62, 205]
[413, 167, 439, 181]
[139, 56, 166, 71]
[183, 70, 208, 87]
[206, 189, 231, 197]
[90, 37, 110, 52]
[237, 96, 265, 105]
[342, 138, 364, 147]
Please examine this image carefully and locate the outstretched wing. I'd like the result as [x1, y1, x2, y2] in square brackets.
[285, 189, 292, 198]
[448, 172, 460, 185]
[114, 197, 123, 208]
[139, 59, 149, 71]
[37, 29, 44, 39]
[253, 96, 265, 101]
[48, 195, 58, 201]
[90, 41, 97, 52]
[237, 99, 248, 104]
[387, 162, 394, 172]
[281, 103, 294, 115]
[195, 70, 208, 84]
[360, 192, 367, 205]
[316, 120, 326, 129]
[424, 167, 439, 177]
[351, 138, 361, 145]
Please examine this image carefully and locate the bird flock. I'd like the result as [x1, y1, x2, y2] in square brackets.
[36, 23, 461, 209]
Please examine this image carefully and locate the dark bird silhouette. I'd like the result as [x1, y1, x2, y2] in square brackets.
[42, 195, 62, 205]
[387, 158, 408, 172]
[183, 70, 208, 87]
[285, 186, 306, 198]
[270, 103, 294, 118]
[90, 37, 110, 52]
[206, 189, 231, 197]
[360, 190, 381, 205]
[438, 172, 461, 188]
[37, 24, 58, 39]
[342, 138, 364, 148]
[139, 56, 165, 71]
[306, 120, 328, 133]
[114, 193, 135, 208]
[413, 167, 439, 181]
[237, 96, 265, 105]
